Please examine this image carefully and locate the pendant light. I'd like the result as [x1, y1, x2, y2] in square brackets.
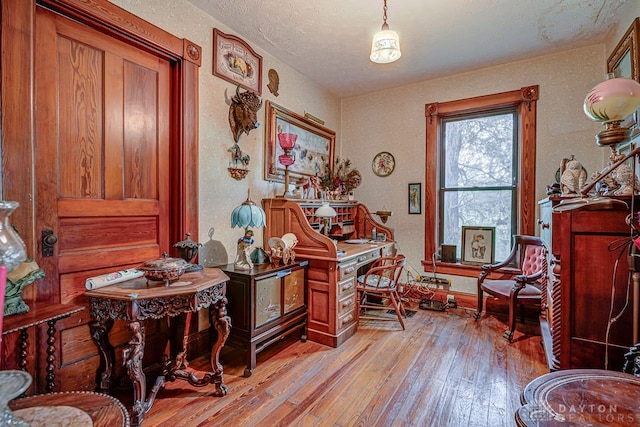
[370, 0, 401, 64]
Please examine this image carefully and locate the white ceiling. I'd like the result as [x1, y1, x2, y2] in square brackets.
[186, 0, 634, 98]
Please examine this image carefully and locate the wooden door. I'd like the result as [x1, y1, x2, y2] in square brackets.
[34, 7, 171, 390]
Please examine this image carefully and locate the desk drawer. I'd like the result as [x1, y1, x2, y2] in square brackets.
[338, 260, 357, 279]
[338, 276, 356, 298]
[356, 250, 380, 268]
[338, 293, 356, 317]
[337, 311, 355, 332]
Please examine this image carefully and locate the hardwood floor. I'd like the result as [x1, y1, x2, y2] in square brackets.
[141, 304, 547, 426]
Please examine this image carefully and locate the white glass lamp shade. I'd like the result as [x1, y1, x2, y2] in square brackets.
[230, 199, 266, 229]
[584, 78, 640, 123]
[315, 203, 337, 218]
[370, 28, 401, 64]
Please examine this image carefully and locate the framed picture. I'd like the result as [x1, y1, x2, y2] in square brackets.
[372, 152, 395, 177]
[408, 183, 421, 214]
[607, 18, 640, 134]
[461, 226, 495, 266]
[264, 101, 335, 183]
[213, 28, 263, 95]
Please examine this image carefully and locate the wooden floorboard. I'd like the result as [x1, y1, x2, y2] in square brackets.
[140, 303, 547, 426]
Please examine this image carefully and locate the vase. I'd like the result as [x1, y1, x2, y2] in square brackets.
[0, 201, 27, 273]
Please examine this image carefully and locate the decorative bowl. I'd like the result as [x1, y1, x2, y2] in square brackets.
[138, 253, 189, 285]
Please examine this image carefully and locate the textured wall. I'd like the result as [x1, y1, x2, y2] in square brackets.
[110, 0, 636, 293]
[109, 0, 341, 266]
[340, 45, 607, 292]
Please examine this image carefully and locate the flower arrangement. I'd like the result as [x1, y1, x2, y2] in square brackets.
[319, 157, 361, 197]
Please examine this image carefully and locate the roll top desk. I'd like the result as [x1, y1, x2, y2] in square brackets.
[262, 198, 394, 347]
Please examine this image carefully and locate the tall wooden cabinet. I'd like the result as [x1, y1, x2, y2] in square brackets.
[262, 198, 394, 347]
[539, 197, 636, 371]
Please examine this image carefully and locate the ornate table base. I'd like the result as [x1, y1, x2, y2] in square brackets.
[86, 269, 230, 426]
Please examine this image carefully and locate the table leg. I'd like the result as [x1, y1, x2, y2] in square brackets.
[209, 297, 230, 397]
[123, 321, 154, 427]
[89, 318, 114, 392]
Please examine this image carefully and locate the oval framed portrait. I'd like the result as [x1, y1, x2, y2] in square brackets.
[372, 152, 395, 177]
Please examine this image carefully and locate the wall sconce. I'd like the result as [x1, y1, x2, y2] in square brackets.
[375, 210, 393, 224]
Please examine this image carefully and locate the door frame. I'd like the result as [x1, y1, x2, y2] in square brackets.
[1, 0, 201, 303]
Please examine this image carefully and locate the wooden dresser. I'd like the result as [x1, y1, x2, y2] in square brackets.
[539, 196, 636, 371]
[262, 198, 394, 347]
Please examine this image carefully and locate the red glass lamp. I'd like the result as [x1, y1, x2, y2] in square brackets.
[277, 133, 298, 197]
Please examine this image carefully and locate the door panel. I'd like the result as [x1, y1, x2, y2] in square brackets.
[35, 7, 171, 391]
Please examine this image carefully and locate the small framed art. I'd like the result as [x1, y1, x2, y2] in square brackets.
[408, 183, 421, 214]
[213, 28, 263, 95]
[372, 152, 395, 177]
[461, 226, 495, 265]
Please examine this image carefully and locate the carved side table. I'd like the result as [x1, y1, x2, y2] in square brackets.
[85, 268, 230, 427]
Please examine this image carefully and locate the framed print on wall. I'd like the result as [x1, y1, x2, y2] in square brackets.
[461, 226, 495, 266]
[607, 18, 640, 135]
[408, 183, 421, 214]
[213, 28, 263, 95]
[372, 152, 395, 177]
[264, 101, 335, 183]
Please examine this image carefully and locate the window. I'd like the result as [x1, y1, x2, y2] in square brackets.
[440, 109, 517, 261]
[424, 86, 538, 276]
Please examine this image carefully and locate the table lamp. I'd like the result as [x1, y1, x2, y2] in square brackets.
[231, 191, 267, 270]
[583, 76, 640, 161]
[277, 133, 297, 197]
[315, 202, 337, 236]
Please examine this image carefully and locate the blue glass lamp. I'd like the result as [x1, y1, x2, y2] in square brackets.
[231, 191, 266, 270]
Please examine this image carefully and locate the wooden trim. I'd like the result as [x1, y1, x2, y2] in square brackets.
[423, 86, 539, 273]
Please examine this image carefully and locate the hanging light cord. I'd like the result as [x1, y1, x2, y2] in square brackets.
[382, 0, 388, 26]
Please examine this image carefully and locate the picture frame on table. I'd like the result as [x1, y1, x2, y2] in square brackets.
[607, 18, 640, 135]
[213, 28, 263, 95]
[408, 183, 421, 214]
[264, 101, 335, 184]
[460, 226, 495, 266]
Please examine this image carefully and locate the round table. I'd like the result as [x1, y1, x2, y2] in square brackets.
[10, 391, 130, 426]
[516, 369, 640, 426]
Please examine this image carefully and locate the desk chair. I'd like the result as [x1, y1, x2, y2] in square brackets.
[357, 255, 406, 330]
[474, 235, 547, 341]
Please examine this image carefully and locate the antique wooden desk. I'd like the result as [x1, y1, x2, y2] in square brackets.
[85, 268, 230, 426]
[10, 390, 130, 426]
[2, 302, 84, 393]
[516, 369, 640, 426]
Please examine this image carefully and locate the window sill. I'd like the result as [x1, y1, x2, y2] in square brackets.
[422, 261, 520, 279]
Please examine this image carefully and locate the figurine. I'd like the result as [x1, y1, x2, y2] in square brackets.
[234, 229, 254, 270]
[612, 163, 640, 196]
[560, 157, 587, 196]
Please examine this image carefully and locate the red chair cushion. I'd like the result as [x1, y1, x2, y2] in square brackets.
[522, 245, 545, 276]
[481, 279, 542, 302]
